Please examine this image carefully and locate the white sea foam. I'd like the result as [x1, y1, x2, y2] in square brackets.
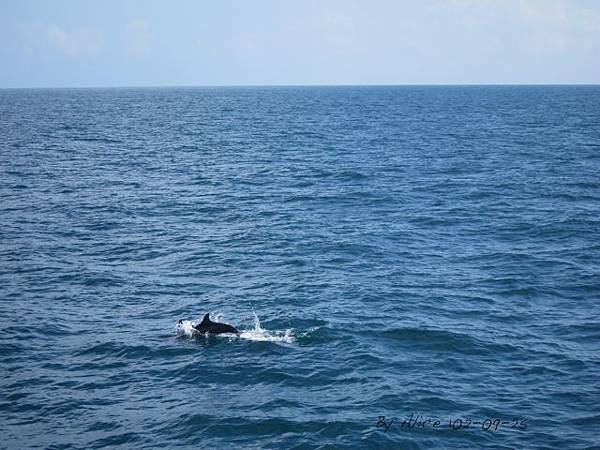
[175, 319, 200, 337]
[175, 313, 295, 344]
[239, 313, 295, 343]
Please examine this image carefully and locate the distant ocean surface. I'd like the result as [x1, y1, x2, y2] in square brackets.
[1, 86, 599, 449]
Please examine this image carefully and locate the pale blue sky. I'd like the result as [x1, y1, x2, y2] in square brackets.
[1, 0, 599, 87]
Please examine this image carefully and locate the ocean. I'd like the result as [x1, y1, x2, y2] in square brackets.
[1, 86, 599, 449]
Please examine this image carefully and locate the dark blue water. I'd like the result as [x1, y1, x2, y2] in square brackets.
[1, 86, 599, 449]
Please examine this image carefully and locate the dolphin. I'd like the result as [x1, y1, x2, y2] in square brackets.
[179, 313, 239, 335]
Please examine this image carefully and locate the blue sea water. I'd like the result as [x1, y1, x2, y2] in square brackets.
[1, 86, 599, 449]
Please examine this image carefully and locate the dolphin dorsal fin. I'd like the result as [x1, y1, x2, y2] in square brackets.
[200, 313, 211, 325]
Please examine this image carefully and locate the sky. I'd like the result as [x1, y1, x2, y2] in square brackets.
[1, 0, 599, 87]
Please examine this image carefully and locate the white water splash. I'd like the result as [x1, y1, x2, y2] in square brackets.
[175, 313, 295, 344]
[239, 313, 295, 343]
[175, 319, 200, 337]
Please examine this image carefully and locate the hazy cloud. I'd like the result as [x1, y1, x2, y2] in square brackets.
[20, 23, 104, 57]
[433, 0, 600, 53]
[277, 2, 371, 56]
[126, 18, 151, 55]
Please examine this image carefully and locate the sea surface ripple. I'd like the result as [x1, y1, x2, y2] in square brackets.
[1, 86, 599, 449]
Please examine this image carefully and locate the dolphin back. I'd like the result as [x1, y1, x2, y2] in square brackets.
[192, 313, 239, 335]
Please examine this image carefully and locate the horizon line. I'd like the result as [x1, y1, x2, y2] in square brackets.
[2, 82, 600, 90]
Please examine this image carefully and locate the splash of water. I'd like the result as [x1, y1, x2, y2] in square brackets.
[175, 312, 295, 343]
[175, 319, 200, 338]
[239, 312, 295, 343]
